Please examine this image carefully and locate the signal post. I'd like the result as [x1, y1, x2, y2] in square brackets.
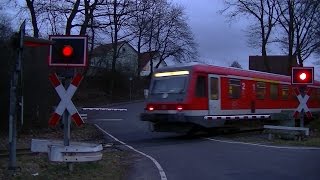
[31, 35, 102, 169]
[291, 67, 314, 127]
[48, 35, 88, 144]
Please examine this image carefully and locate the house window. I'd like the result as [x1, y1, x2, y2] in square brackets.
[270, 83, 278, 100]
[281, 85, 289, 100]
[256, 82, 266, 99]
[229, 79, 241, 99]
[195, 76, 206, 97]
[122, 47, 126, 52]
[210, 77, 219, 100]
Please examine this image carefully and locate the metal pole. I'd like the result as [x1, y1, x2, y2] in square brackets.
[299, 86, 306, 127]
[63, 110, 70, 146]
[62, 77, 73, 171]
[8, 20, 25, 173]
[129, 77, 132, 101]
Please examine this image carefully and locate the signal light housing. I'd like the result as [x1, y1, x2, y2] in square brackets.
[49, 35, 88, 67]
[291, 67, 314, 85]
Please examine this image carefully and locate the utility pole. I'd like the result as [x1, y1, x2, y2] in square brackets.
[8, 20, 25, 174]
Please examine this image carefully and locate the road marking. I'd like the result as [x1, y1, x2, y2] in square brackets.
[82, 107, 127, 111]
[95, 125, 167, 180]
[93, 119, 123, 121]
[205, 138, 320, 150]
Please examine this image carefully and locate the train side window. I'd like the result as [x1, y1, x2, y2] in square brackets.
[210, 77, 219, 100]
[229, 79, 241, 99]
[317, 89, 320, 100]
[270, 83, 278, 100]
[281, 85, 289, 100]
[256, 82, 266, 99]
[195, 76, 206, 97]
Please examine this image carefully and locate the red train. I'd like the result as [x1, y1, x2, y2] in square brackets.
[140, 63, 320, 133]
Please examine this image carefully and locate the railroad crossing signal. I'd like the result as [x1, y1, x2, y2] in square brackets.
[293, 87, 312, 119]
[291, 67, 314, 85]
[48, 73, 84, 127]
[49, 35, 88, 67]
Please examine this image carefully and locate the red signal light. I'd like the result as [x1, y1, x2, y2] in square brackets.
[148, 106, 154, 111]
[291, 67, 314, 85]
[176, 105, 183, 111]
[62, 45, 74, 57]
[299, 73, 307, 80]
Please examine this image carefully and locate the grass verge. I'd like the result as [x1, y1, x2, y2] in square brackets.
[213, 118, 320, 147]
[0, 123, 131, 180]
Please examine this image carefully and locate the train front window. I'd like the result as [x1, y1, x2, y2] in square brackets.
[152, 76, 187, 94]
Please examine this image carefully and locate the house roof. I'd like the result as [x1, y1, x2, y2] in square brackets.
[139, 51, 158, 68]
[91, 41, 132, 57]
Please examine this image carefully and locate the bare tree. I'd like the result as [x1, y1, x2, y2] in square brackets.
[25, 0, 40, 37]
[145, 2, 198, 76]
[221, 0, 279, 72]
[128, 0, 156, 77]
[275, 0, 320, 66]
[0, 12, 13, 42]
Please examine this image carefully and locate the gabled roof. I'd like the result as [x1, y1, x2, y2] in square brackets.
[139, 51, 158, 69]
[91, 41, 134, 57]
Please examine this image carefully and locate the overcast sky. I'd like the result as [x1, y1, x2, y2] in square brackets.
[171, 0, 318, 72]
[5, 0, 319, 78]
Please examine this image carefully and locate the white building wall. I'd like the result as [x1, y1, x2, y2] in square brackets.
[90, 43, 138, 75]
[140, 59, 167, 76]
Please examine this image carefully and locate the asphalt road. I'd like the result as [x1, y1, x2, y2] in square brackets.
[81, 101, 320, 180]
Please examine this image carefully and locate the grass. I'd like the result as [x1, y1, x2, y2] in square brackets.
[0, 124, 132, 180]
[272, 137, 320, 147]
[269, 118, 320, 147]
[214, 118, 320, 147]
[0, 150, 131, 180]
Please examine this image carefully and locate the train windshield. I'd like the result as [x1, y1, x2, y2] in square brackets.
[151, 76, 187, 94]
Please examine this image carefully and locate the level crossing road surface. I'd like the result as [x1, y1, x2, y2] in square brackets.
[80, 101, 320, 180]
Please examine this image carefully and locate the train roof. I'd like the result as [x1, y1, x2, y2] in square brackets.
[155, 63, 320, 86]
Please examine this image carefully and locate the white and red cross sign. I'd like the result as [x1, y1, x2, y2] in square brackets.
[293, 87, 312, 119]
[48, 73, 84, 127]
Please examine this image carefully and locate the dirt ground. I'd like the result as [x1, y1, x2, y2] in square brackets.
[0, 123, 133, 180]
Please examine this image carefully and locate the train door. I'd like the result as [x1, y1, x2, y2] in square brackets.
[208, 74, 220, 115]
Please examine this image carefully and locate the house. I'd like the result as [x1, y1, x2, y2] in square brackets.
[249, 55, 298, 76]
[89, 41, 168, 77]
[139, 51, 167, 76]
[89, 41, 138, 76]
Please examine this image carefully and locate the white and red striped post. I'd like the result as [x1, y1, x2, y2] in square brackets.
[48, 73, 84, 127]
[293, 87, 312, 124]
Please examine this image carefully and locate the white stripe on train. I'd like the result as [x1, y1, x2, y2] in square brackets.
[204, 114, 270, 120]
[145, 108, 320, 117]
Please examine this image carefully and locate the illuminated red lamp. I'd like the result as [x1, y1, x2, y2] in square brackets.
[62, 45, 74, 57]
[176, 105, 183, 111]
[148, 106, 154, 111]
